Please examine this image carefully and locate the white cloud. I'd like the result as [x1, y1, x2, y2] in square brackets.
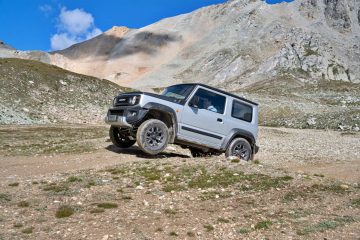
[50, 7, 102, 51]
[86, 28, 103, 40]
[39, 4, 52, 16]
[50, 33, 77, 51]
[59, 8, 93, 35]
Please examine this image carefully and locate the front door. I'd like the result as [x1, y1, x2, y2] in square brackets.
[178, 87, 228, 149]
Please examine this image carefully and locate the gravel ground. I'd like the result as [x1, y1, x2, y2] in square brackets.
[0, 125, 359, 240]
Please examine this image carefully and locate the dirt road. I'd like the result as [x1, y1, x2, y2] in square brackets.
[0, 125, 359, 240]
[1, 125, 359, 182]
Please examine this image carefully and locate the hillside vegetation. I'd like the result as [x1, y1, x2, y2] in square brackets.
[240, 77, 360, 130]
[0, 58, 127, 124]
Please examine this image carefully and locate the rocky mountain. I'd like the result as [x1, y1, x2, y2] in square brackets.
[0, 0, 359, 129]
[0, 40, 15, 50]
[2, 0, 360, 89]
[0, 58, 126, 124]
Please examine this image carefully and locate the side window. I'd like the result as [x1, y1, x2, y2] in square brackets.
[189, 88, 226, 114]
[232, 100, 253, 122]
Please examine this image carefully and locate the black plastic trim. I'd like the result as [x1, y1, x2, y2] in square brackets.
[108, 106, 148, 126]
[220, 128, 256, 151]
[181, 126, 223, 140]
[143, 102, 179, 143]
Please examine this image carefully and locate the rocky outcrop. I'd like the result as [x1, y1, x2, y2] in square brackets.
[1, 0, 359, 89]
[324, 0, 352, 32]
[0, 40, 15, 50]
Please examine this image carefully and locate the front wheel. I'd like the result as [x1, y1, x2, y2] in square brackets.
[225, 138, 252, 161]
[136, 119, 169, 155]
[109, 126, 136, 148]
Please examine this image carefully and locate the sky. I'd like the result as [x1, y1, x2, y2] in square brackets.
[0, 0, 294, 51]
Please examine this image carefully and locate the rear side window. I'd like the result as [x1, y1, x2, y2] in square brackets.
[232, 100, 253, 122]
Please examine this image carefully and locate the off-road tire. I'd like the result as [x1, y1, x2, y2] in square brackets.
[109, 126, 136, 148]
[136, 119, 169, 155]
[225, 138, 252, 161]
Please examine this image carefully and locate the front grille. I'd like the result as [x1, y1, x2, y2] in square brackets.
[109, 109, 124, 115]
[114, 94, 140, 106]
[115, 96, 130, 106]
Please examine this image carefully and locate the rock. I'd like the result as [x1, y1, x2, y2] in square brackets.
[101, 235, 109, 240]
[59, 80, 68, 86]
[227, 156, 238, 161]
[340, 184, 349, 189]
[166, 146, 176, 151]
[22, 108, 29, 113]
[307, 117, 317, 126]
[353, 125, 359, 132]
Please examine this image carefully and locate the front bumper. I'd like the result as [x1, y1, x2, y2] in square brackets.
[105, 106, 148, 127]
[105, 115, 132, 127]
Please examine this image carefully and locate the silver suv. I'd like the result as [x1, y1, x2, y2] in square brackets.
[105, 83, 259, 160]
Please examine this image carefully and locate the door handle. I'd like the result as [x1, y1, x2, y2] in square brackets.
[217, 118, 223, 122]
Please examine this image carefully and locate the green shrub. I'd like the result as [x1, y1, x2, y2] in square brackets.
[97, 203, 118, 209]
[55, 205, 74, 218]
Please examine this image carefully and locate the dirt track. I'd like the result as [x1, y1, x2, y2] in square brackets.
[1, 125, 359, 182]
[0, 125, 359, 240]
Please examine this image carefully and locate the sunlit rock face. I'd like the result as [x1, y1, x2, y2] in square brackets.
[1, 0, 359, 89]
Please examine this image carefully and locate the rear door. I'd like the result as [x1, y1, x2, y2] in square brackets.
[178, 87, 228, 149]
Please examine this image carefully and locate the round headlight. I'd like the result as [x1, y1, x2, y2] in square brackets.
[129, 96, 137, 105]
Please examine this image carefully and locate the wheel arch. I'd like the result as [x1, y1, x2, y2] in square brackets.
[142, 102, 178, 143]
[220, 129, 256, 152]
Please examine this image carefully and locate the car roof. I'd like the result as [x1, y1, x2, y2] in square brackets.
[169, 83, 259, 106]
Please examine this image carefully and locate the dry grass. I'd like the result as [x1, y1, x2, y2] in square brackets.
[55, 205, 74, 218]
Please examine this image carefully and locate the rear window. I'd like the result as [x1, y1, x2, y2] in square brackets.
[232, 100, 253, 122]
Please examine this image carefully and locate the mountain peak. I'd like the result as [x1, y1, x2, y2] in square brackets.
[105, 26, 130, 37]
[0, 40, 15, 50]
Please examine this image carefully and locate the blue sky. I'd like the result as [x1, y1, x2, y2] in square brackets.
[0, 0, 293, 51]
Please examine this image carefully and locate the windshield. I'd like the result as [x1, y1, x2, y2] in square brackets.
[161, 84, 195, 101]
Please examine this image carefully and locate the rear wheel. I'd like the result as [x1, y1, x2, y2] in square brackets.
[225, 138, 252, 161]
[136, 119, 169, 155]
[109, 126, 136, 148]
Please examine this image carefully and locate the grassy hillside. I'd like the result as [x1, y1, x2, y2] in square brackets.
[0, 58, 130, 124]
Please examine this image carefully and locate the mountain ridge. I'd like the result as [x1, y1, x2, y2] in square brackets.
[1, 0, 359, 90]
[1, 0, 359, 129]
